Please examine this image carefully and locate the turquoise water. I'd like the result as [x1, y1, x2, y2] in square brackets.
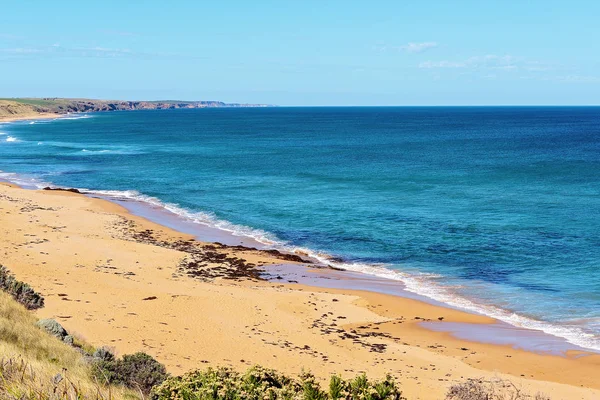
[1, 107, 599, 350]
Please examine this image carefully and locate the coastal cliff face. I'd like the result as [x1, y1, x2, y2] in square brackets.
[46, 99, 269, 112]
[0, 98, 271, 121]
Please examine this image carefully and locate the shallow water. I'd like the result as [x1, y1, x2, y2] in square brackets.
[1, 107, 599, 350]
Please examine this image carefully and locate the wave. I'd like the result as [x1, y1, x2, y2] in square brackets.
[82, 149, 111, 154]
[5, 136, 19, 143]
[27, 140, 144, 155]
[57, 114, 93, 121]
[276, 247, 600, 352]
[0, 171, 51, 189]
[80, 148, 145, 155]
[0, 168, 598, 352]
[86, 189, 282, 245]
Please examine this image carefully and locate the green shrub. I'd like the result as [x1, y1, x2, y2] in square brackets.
[151, 365, 405, 400]
[93, 351, 168, 394]
[0, 265, 44, 310]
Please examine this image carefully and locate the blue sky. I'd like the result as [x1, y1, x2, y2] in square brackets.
[1, 1, 599, 105]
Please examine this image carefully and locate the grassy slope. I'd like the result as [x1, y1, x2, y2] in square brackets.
[0, 100, 48, 120]
[0, 98, 61, 107]
[0, 290, 138, 399]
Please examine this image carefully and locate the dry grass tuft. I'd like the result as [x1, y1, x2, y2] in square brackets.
[446, 377, 551, 400]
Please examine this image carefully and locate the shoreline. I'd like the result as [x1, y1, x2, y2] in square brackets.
[1, 182, 600, 399]
[0, 112, 63, 123]
[1, 157, 599, 355]
[77, 189, 600, 355]
[14, 176, 599, 356]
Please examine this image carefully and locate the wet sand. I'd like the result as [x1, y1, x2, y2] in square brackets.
[1, 182, 599, 400]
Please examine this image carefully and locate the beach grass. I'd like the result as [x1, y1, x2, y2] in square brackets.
[0, 290, 139, 399]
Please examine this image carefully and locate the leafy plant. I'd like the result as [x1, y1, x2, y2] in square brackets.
[151, 365, 405, 400]
[93, 352, 168, 395]
[329, 375, 344, 400]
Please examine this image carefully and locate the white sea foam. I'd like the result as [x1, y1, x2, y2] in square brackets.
[86, 189, 283, 245]
[80, 148, 144, 155]
[0, 169, 598, 352]
[5, 136, 19, 142]
[0, 132, 6, 135]
[0, 171, 51, 189]
[58, 114, 92, 121]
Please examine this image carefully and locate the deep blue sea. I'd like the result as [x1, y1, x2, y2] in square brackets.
[1, 107, 599, 350]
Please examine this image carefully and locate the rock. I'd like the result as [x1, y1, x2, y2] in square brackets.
[53, 373, 63, 385]
[63, 335, 74, 346]
[261, 249, 312, 263]
[42, 187, 81, 194]
[36, 319, 68, 340]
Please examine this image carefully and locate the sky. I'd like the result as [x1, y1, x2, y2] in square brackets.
[1, 1, 599, 106]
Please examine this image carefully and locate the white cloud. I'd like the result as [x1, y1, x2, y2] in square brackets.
[418, 54, 596, 84]
[0, 48, 42, 54]
[0, 44, 167, 60]
[374, 42, 438, 54]
[419, 54, 524, 71]
[400, 42, 438, 53]
[419, 60, 466, 68]
[553, 75, 600, 83]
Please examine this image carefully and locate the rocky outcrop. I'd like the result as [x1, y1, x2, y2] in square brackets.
[36, 318, 73, 345]
[42, 187, 82, 194]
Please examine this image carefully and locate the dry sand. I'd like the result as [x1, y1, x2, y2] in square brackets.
[0, 111, 60, 123]
[0, 182, 598, 400]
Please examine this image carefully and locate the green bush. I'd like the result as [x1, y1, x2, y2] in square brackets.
[93, 351, 168, 394]
[151, 365, 405, 400]
[0, 265, 44, 310]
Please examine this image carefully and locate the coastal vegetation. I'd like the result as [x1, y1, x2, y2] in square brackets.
[0, 266, 44, 310]
[92, 351, 168, 395]
[151, 366, 405, 400]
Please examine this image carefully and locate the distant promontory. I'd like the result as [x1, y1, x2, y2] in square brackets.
[0, 98, 273, 122]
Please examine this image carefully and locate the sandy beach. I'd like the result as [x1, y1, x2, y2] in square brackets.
[0, 182, 598, 400]
[0, 107, 60, 123]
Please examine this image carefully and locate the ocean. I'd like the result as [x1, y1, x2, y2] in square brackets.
[1, 107, 599, 351]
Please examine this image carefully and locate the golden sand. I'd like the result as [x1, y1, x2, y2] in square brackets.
[0, 183, 598, 400]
